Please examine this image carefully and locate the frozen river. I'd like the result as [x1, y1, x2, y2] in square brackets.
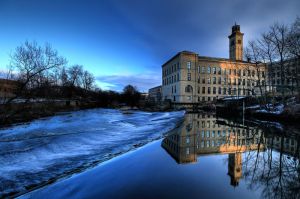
[0, 108, 184, 197]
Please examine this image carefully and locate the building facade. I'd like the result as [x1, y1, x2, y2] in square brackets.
[267, 57, 300, 95]
[161, 24, 266, 103]
[0, 78, 19, 102]
[148, 85, 162, 102]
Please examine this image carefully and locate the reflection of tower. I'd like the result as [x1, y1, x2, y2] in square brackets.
[228, 152, 242, 187]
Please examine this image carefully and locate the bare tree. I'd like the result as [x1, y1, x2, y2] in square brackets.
[7, 41, 67, 103]
[258, 33, 277, 98]
[82, 70, 95, 91]
[67, 65, 83, 88]
[244, 41, 267, 104]
[267, 23, 290, 99]
[287, 17, 300, 94]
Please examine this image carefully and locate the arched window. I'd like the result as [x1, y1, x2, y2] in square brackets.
[185, 85, 193, 93]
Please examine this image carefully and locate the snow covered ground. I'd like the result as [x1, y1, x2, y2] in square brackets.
[255, 104, 284, 115]
[0, 108, 184, 197]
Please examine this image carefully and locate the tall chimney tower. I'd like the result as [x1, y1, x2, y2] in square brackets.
[228, 23, 244, 61]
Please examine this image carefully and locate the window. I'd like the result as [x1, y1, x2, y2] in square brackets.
[213, 87, 216, 94]
[213, 77, 216, 84]
[218, 67, 221, 75]
[197, 86, 200, 94]
[201, 141, 205, 148]
[218, 77, 221, 84]
[197, 66, 200, 73]
[202, 78, 205, 84]
[212, 131, 215, 137]
[185, 85, 193, 93]
[218, 87, 222, 94]
[206, 131, 210, 138]
[187, 61, 191, 71]
[238, 40, 241, 44]
[201, 130, 205, 137]
[202, 66, 206, 74]
[186, 137, 190, 144]
[202, 87, 205, 94]
[207, 77, 211, 84]
[234, 69, 237, 75]
[208, 87, 211, 94]
[213, 67, 216, 74]
[207, 66, 211, 74]
[188, 73, 191, 81]
[223, 88, 226, 94]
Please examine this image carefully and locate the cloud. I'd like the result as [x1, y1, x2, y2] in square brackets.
[96, 72, 161, 92]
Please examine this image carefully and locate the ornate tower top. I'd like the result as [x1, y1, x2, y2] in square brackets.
[228, 24, 244, 61]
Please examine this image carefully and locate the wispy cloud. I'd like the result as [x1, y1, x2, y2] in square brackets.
[96, 72, 161, 92]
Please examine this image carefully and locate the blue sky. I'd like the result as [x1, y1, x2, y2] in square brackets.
[0, 0, 299, 92]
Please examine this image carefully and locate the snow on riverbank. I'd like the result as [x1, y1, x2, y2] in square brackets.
[0, 108, 185, 197]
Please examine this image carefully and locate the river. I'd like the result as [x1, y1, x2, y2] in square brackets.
[0, 108, 184, 197]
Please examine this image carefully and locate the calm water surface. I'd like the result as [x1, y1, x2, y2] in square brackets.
[21, 112, 300, 199]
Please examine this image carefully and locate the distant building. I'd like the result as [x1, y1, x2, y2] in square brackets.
[0, 79, 19, 101]
[161, 24, 267, 103]
[148, 85, 162, 102]
[267, 57, 300, 95]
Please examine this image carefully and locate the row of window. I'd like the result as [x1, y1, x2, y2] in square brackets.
[163, 62, 265, 78]
[198, 129, 254, 138]
[162, 73, 180, 85]
[271, 78, 296, 85]
[196, 138, 260, 149]
[190, 63, 265, 77]
[188, 86, 254, 95]
[164, 74, 265, 86]
[163, 62, 180, 77]
[195, 76, 265, 86]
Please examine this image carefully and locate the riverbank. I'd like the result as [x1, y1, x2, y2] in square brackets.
[0, 100, 102, 127]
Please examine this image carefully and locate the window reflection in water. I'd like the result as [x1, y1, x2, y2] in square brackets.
[162, 113, 300, 199]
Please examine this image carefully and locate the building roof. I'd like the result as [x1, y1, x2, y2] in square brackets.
[162, 51, 256, 68]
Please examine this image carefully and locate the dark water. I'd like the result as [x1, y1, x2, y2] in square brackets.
[161, 113, 300, 199]
[21, 112, 300, 199]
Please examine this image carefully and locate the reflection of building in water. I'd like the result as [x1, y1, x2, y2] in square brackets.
[162, 113, 264, 163]
[162, 113, 265, 186]
[228, 153, 242, 187]
[266, 135, 299, 157]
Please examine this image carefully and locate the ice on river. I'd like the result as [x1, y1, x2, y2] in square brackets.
[0, 108, 184, 197]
